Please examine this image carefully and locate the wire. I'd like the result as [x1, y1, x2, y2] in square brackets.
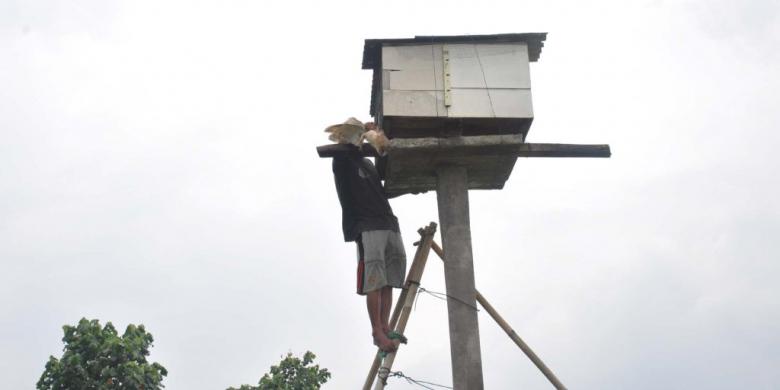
[415, 287, 480, 312]
[374, 286, 469, 390]
[384, 370, 453, 389]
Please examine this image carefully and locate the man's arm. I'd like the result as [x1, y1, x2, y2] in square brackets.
[384, 186, 402, 199]
[332, 156, 351, 205]
[384, 188, 427, 199]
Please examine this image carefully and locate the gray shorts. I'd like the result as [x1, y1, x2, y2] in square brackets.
[356, 230, 407, 294]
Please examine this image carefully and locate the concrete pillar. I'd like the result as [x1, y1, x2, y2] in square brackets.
[436, 165, 484, 390]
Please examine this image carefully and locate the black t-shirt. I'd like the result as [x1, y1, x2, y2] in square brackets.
[332, 153, 399, 242]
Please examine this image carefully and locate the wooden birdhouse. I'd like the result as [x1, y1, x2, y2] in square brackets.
[361, 33, 548, 195]
[363, 33, 546, 138]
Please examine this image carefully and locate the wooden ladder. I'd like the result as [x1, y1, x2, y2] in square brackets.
[362, 222, 568, 390]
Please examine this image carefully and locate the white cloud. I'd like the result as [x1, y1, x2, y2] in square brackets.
[1, 0, 778, 389]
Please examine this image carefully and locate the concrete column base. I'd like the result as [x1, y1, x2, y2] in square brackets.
[436, 165, 484, 390]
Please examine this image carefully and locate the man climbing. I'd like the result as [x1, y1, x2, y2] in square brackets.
[327, 118, 406, 354]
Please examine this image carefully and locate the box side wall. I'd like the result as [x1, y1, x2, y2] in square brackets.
[380, 43, 533, 122]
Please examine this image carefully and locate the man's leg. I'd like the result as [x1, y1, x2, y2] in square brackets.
[380, 286, 393, 334]
[361, 231, 402, 352]
[382, 231, 406, 336]
[367, 288, 396, 352]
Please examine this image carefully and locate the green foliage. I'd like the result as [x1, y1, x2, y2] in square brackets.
[37, 318, 167, 390]
[227, 351, 330, 390]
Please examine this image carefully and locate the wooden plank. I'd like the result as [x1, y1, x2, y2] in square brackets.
[382, 45, 435, 75]
[516, 143, 611, 158]
[490, 89, 534, 118]
[448, 88, 494, 118]
[316, 143, 379, 158]
[448, 44, 486, 88]
[477, 43, 531, 89]
[432, 44, 445, 91]
[317, 142, 611, 159]
[383, 90, 439, 117]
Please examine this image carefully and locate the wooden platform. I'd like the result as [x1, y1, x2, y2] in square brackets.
[316, 137, 610, 197]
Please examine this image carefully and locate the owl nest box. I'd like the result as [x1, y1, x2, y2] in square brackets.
[362, 33, 548, 196]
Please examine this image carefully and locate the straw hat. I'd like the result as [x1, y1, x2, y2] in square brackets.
[324, 117, 366, 146]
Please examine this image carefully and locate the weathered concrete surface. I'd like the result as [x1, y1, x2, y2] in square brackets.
[379, 135, 611, 196]
[384, 134, 524, 196]
[436, 166, 484, 390]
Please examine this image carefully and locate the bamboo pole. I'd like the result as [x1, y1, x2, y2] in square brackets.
[362, 223, 437, 390]
[431, 241, 568, 390]
[361, 288, 408, 389]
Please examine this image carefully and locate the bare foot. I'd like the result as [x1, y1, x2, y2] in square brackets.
[372, 331, 398, 353]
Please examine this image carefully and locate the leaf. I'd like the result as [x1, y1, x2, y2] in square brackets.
[37, 318, 167, 390]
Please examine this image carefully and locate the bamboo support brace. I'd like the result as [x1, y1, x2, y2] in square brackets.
[430, 241, 568, 390]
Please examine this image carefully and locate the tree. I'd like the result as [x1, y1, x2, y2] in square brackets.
[37, 318, 167, 390]
[227, 351, 330, 390]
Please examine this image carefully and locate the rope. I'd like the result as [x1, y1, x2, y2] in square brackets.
[382, 371, 452, 390]
[376, 284, 474, 389]
[415, 287, 480, 312]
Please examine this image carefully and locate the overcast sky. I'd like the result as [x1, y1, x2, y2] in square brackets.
[2, 0, 779, 389]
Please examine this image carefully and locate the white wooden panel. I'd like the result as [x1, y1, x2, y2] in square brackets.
[476, 44, 531, 88]
[382, 45, 434, 70]
[387, 69, 436, 90]
[383, 90, 438, 117]
[447, 44, 486, 88]
[434, 90, 448, 117]
[382, 45, 436, 91]
[432, 44, 444, 90]
[489, 89, 534, 118]
[380, 43, 533, 119]
[448, 88, 493, 117]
